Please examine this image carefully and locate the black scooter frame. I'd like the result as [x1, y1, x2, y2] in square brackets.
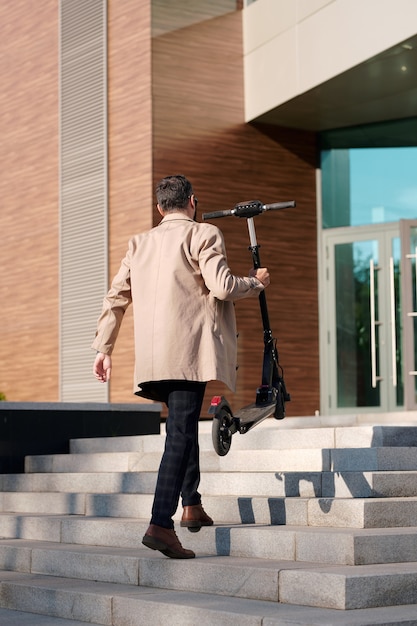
[202, 200, 294, 456]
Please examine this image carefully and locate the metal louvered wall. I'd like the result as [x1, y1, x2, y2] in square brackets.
[59, 0, 108, 401]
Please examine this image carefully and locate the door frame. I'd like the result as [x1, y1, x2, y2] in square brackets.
[319, 222, 404, 415]
[400, 219, 417, 410]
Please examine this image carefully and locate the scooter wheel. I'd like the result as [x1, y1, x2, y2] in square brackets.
[212, 406, 233, 456]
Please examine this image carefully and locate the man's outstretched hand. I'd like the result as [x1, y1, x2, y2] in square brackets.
[93, 352, 112, 383]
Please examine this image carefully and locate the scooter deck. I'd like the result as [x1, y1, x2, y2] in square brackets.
[234, 401, 276, 434]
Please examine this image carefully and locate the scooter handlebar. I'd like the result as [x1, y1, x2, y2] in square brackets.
[263, 200, 296, 211]
[202, 209, 234, 220]
[203, 200, 295, 220]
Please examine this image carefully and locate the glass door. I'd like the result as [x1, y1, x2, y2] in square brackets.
[322, 224, 403, 413]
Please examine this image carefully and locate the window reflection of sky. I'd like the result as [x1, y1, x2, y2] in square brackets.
[350, 148, 417, 225]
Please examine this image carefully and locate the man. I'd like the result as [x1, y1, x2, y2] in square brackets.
[92, 175, 269, 559]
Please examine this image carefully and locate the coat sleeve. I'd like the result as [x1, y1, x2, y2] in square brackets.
[91, 244, 133, 354]
[197, 225, 264, 301]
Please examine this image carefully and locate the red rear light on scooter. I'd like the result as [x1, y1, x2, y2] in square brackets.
[208, 395, 225, 413]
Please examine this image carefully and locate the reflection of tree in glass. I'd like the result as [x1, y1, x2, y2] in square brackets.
[335, 243, 379, 407]
[353, 249, 379, 405]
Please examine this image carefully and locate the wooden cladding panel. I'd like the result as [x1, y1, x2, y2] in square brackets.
[106, 1, 153, 402]
[152, 10, 319, 417]
[0, 0, 318, 414]
[0, 0, 59, 401]
[151, 0, 237, 37]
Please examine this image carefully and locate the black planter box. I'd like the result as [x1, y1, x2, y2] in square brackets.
[0, 402, 161, 473]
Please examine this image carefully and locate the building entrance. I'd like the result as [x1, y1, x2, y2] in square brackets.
[321, 221, 417, 414]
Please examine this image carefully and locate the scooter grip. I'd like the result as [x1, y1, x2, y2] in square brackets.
[263, 201, 296, 210]
[202, 210, 233, 220]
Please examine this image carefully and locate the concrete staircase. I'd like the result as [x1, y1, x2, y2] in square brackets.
[1, 417, 417, 624]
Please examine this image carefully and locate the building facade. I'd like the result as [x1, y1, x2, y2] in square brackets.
[1, 0, 416, 419]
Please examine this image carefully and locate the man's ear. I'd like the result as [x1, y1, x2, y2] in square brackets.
[156, 203, 165, 217]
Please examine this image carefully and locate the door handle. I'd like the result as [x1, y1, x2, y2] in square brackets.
[370, 259, 382, 388]
[389, 257, 397, 387]
[406, 247, 417, 377]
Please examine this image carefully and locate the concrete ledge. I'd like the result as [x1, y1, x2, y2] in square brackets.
[0, 402, 162, 474]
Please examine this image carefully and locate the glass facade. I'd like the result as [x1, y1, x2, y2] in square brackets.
[320, 124, 417, 413]
[322, 147, 417, 229]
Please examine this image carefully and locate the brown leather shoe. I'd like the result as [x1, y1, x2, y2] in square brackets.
[180, 504, 214, 532]
[142, 524, 195, 559]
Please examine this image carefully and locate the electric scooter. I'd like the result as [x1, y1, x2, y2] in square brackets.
[202, 199, 295, 456]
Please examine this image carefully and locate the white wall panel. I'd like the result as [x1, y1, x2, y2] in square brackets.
[59, 0, 108, 402]
[244, 0, 417, 121]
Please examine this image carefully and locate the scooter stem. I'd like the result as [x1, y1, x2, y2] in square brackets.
[247, 217, 257, 248]
[247, 217, 272, 335]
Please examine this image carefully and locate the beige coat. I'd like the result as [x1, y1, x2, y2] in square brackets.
[92, 213, 264, 396]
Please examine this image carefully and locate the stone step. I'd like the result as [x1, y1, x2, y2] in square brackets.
[69, 424, 337, 454]
[280, 561, 417, 610]
[0, 538, 312, 601]
[0, 492, 86, 515]
[59, 493, 417, 528]
[0, 540, 417, 623]
[1, 492, 417, 527]
[2, 570, 417, 626]
[24, 446, 417, 473]
[4, 469, 417, 498]
[2, 515, 417, 565]
[69, 422, 417, 454]
[57, 519, 417, 566]
[4, 420, 417, 622]
[321, 470, 417, 498]
[0, 472, 158, 495]
[2, 513, 417, 566]
[0, 607, 101, 625]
